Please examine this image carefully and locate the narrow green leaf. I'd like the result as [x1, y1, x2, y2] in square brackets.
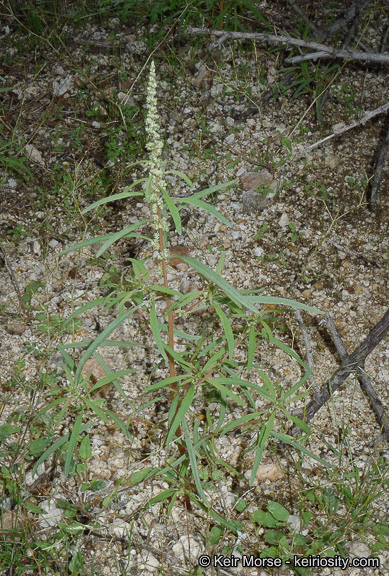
[81, 184, 146, 214]
[247, 324, 256, 373]
[206, 379, 245, 406]
[65, 410, 84, 478]
[284, 370, 311, 400]
[179, 257, 259, 314]
[145, 488, 177, 508]
[269, 335, 308, 371]
[60, 298, 106, 323]
[166, 385, 195, 445]
[74, 308, 138, 386]
[246, 295, 323, 315]
[148, 285, 182, 297]
[175, 180, 236, 201]
[58, 234, 114, 256]
[283, 412, 311, 435]
[213, 302, 234, 360]
[150, 301, 168, 362]
[220, 412, 262, 436]
[182, 419, 209, 506]
[105, 409, 132, 440]
[164, 169, 194, 187]
[145, 374, 192, 393]
[250, 412, 276, 485]
[216, 251, 226, 275]
[178, 197, 231, 227]
[33, 398, 68, 423]
[96, 220, 150, 257]
[92, 352, 134, 405]
[83, 398, 111, 425]
[89, 369, 136, 394]
[271, 431, 335, 467]
[130, 467, 160, 485]
[161, 188, 181, 234]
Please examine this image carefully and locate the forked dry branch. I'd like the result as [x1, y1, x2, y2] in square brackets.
[290, 309, 389, 440]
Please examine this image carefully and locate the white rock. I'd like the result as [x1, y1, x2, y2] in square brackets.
[278, 213, 290, 227]
[25, 144, 45, 166]
[111, 518, 132, 540]
[53, 75, 73, 97]
[39, 499, 62, 527]
[172, 535, 203, 562]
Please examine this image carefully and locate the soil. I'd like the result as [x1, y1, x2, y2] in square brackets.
[0, 3, 389, 576]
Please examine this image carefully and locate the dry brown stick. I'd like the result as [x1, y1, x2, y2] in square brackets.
[370, 114, 389, 207]
[290, 308, 389, 436]
[186, 27, 389, 65]
[305, 102, 389, 152]
[323, 313, 389, 441]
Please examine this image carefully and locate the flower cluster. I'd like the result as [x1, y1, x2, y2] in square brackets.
[145, 61, 169, 257]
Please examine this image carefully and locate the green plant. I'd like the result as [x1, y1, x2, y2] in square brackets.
[28, 63, 329, 528]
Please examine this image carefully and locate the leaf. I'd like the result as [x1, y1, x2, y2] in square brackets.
[250, 413, 275, 486]
[271, 431, 335, 467]
[164, 169, 194, 187]
[65, 410, 84, 478]
[245, 294, 323, 315]
[96, 220, 150, 257]
[252, 510, 280, 527]
[220, 412, 262, 436]
[145, 374, 191, 393]
[177, 180, 236, 200]
[29, 437, 52, 456]
[209, 525, 224, 545]
[60, 298, 106, 323]
[25, 502, 47, 514]
[182, 418, 209, 506]
[32, 423, 95, 478]
[161, 188, 181, 234]
[58, 234, 115, 256]
[268, 502, 289, 521]
[177, 197, 232, 227]
[213, 302, 235, 360]
[150, 301, 168, 362]
[166, 385, 195, 445]
[206, 379, 245, 406]
[89, 369, 136, 394]
[130, 467, 160, 485]
[247, 324, 256, 373]
[215, 251, 226, 275]
[74, 308, 138, 386]
[281, 137, 292, 151]
[179, 257, 259, 313]
[81, 183, 146, 213]
[79, 435, 92, 461]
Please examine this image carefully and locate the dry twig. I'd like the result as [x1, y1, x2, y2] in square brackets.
[290, 309, 389, 437]
[322, 313, 389, 442]
[186, 27, 389, 65]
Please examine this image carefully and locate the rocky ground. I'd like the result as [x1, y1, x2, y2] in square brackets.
[1, 2, 389, 575]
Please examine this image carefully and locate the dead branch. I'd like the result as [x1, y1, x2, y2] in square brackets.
[304, 102, 389, 152]
[290, 308, 389, 437]
[322, 313, 389, 441]
[186, 27, 389, 65]
[370, 121, 389, 206]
